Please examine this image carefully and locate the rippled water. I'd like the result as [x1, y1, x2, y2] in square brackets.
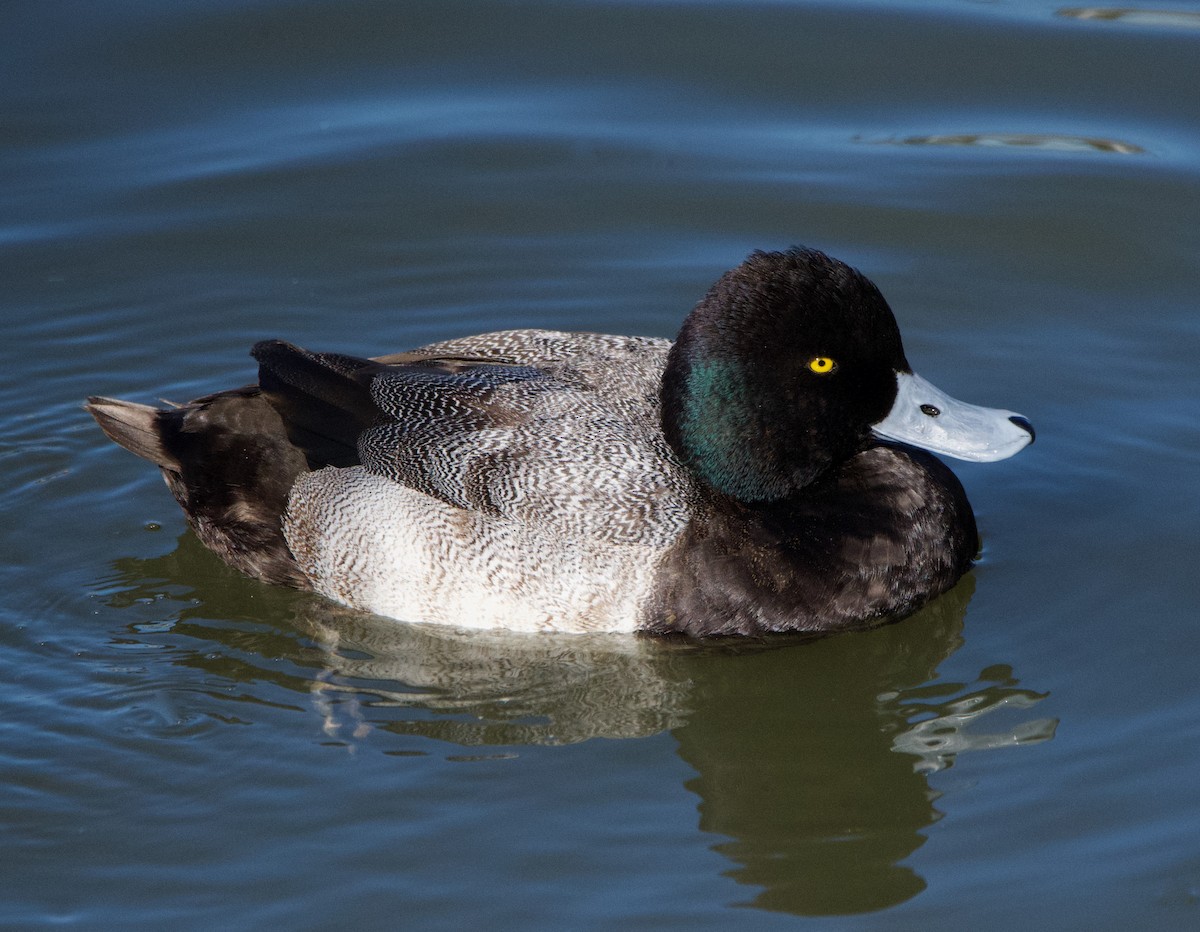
[3, 1, 1200, 928]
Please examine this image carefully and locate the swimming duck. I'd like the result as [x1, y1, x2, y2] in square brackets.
[87, 247, 1033, 636]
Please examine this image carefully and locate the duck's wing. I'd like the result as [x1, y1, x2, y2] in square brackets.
[254, 339, 599, 515]
[257, 335, 688, 545]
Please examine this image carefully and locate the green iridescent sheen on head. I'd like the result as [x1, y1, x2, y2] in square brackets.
[677, 359, 768, 499]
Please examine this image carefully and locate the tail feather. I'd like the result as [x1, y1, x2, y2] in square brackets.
[85, 397, 177, 470]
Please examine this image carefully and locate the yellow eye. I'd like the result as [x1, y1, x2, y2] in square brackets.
[807, 356, 837, 375]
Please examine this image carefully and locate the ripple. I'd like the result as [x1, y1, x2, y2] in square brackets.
[887, 667, 1058, 774]
[880, 132, 1143, 155]
[1057, 7, 1200, 29]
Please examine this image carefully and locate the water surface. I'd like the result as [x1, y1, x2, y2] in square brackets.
[3, 1, 1199, 928]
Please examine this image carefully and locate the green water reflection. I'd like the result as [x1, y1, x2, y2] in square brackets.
[108, 535, 1055, 916]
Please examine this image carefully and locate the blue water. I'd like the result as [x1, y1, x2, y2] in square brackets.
[3, 1, 1200, 928]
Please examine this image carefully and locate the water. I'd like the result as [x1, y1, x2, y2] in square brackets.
[3, 0, 1199, 927]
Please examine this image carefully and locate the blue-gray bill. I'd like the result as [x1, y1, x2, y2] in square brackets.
[871, 372, 1035, 462]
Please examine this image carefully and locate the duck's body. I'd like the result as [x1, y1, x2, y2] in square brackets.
[285, 329, 686, 634]
[88, 248, 1033, 636]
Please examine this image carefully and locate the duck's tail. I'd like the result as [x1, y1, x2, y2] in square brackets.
[86, 396, 176, 469]
[85, 388, 314, 588]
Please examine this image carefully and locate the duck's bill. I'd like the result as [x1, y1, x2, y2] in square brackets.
[871, 372, 1035, 462]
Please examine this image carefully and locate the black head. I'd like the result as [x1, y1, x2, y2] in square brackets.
[661, 247, 910, 501]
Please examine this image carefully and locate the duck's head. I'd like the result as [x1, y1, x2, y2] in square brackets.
[661, 247, 1034, 501]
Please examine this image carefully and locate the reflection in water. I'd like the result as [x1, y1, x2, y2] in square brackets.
[877, 132, 1143, 155]
[300, 610, 690, 745]
[888, 667, 1056, 775]
[105, 533, 1057, 917]
[1057, 7, 1200, 29]
[674, 581, 985, 915]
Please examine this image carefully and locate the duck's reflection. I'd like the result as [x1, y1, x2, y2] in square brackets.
[300, 610, 691, 745]
[106, 533, 1056, 916]
[667, 581, 1055, 915]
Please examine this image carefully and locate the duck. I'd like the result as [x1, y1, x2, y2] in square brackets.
[87, 246, 1034, 637]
